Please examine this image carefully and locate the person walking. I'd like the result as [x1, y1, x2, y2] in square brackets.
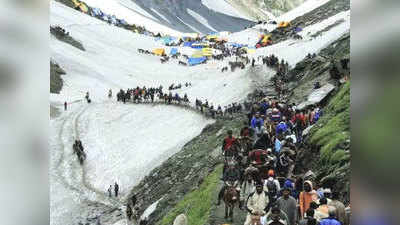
[64, 101, 67, 111]
[276, 187, 297, 225]
[299, 181, 319, 218]
[114, 182, 119, 197]
[107, 185, 112, 198]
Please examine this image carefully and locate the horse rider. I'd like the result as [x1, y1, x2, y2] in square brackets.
[222, 130, 237, 159]
[216, 162, 241, 207]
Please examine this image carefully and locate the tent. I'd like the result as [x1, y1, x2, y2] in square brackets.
[206, 35, 218, 40]
[110, 15, 118, 25]
[243, 47, 256, 54]
[188, 56, 207, 66]
[183, 41, 194, 47]
[183, 33, 200, 39]
[278, 21, 290, 28]
[170, 48, 178, 56]
[202, 48, 213, 56]
[230, 43, 247, 48]
[152, 48, 165, 56]
[90, 8, 103, 17]
[191, 43, 208, 49]
[294, 27, 303, 33]
[72, 0, 89, 13]
[260, 35, 271, 44]
[162, 36, 178, 45]
[119, 19, 128, 26]
[102, 14, 109, 22]
[191, 50, 203, 58]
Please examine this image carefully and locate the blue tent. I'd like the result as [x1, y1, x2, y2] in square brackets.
[162, 37, 177, 45]
[191, 44, 204, 49]
[119, 19, 128, 25]
[188, 57, 207, 66]
[230, 43, 247, 48]
[170, 48, 178, 55]
[183, 41, 194, 47]
[294, 27, 303, 33]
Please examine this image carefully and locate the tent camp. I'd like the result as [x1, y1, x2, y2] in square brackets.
[170, 48, 178, 56]
[278, 21, 290, 28]
[188, 56, 207, 66]
[152, 48, 165, 56]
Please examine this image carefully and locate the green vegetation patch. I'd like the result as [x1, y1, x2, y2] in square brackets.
[158, 165, 223, 225]
[50, 61, 66, 94]
[310, 82, 350, 161]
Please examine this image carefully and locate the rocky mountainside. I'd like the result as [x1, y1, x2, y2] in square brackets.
[269, 0, 350, 44]
[124, 0, 255, 33]
[227, 0, 307, 19]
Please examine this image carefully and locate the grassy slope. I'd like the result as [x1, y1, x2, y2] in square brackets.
[308, 81, 350, 200]
[158, 165, 223, 225]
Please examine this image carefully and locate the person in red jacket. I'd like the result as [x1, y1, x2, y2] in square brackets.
[291, 109, 306, 142]
[222, 130, 237, 158]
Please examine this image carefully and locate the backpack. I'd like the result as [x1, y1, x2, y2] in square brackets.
[267, 179, 277, 196]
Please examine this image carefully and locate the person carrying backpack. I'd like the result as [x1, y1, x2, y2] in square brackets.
[264, 169, 280, 211]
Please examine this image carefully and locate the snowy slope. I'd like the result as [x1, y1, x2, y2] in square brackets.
[278, 0, 332, 22]
[50, 1, 253, 106]
[201, 0, 251, 20]
[81, 103, 213, 194]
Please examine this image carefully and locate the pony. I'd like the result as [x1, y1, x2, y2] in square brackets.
[223, 181, 239, 222]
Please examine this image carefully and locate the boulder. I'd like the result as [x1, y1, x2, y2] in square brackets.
[173, 214, 188, 225]
[297, 83, 335, 110]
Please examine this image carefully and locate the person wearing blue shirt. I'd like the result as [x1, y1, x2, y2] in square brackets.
[319, 207, 342, 225]
[251, 112, 264, 136]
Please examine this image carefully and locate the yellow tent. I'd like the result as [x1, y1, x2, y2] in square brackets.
[261, 35, 272, 43]
[206, 35, 218, 40]
[278, 21, 290, 28]
[72, 0, 80, 6]
[79, 2, 89, 13]
[192, 50, 203, 58]
[247, 48, 256, 54]
[152, 48, 165, 56]
[202, 48, 213, 56]
[72, 0, 89, 13]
